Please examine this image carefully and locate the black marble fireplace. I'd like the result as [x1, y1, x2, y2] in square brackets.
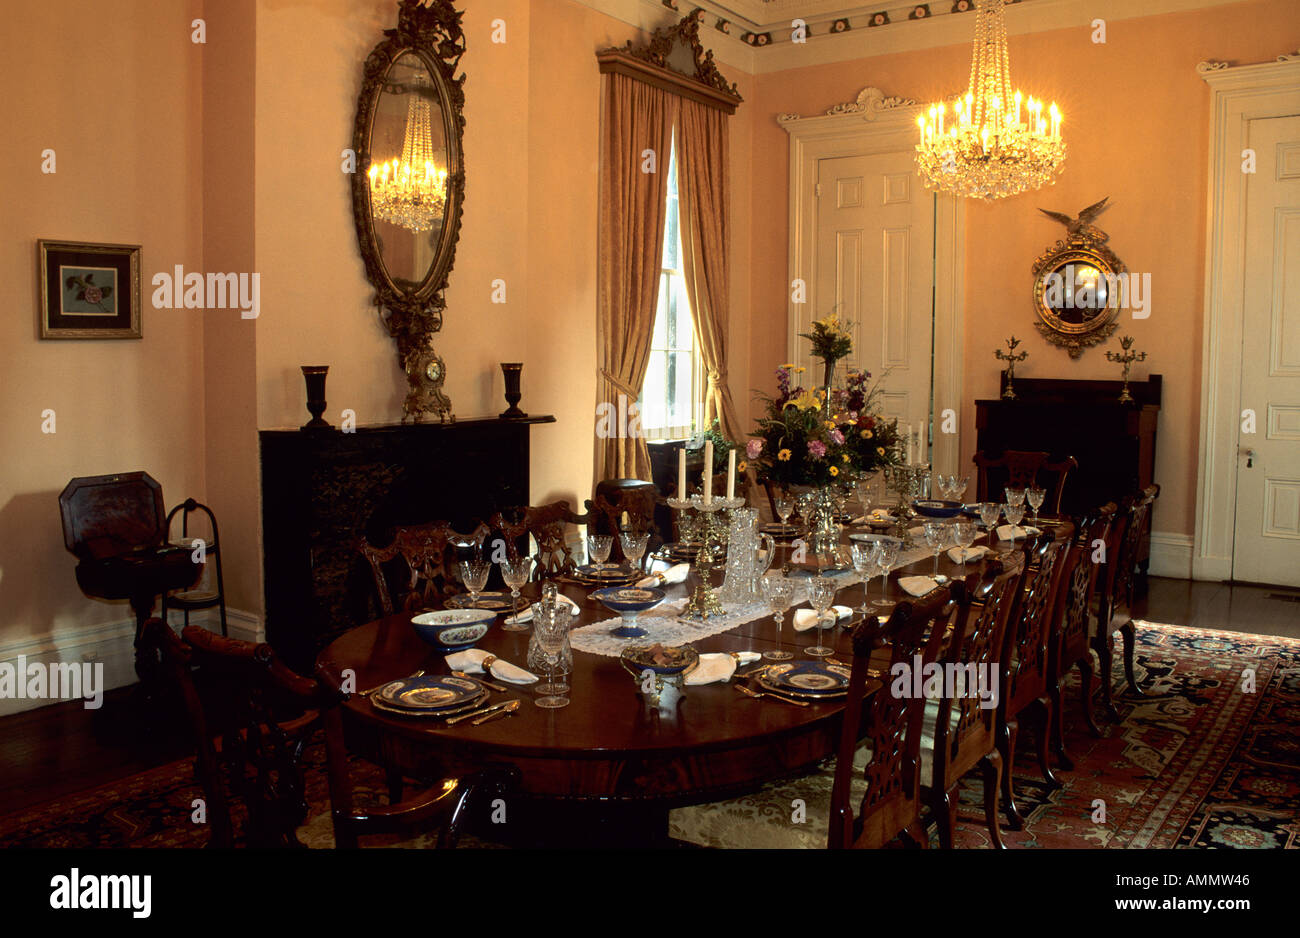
[259, 416, 553, 671]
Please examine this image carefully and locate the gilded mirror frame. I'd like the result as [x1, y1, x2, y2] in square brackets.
[351, 0, 465, 422]
[1030, 198, 1125, 359]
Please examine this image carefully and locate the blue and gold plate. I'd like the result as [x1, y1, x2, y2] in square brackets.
[373, 675, 485, 711]
[761, 662, 851, 696]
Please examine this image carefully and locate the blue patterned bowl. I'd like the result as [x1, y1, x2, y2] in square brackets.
[410, 608, 495, 651]
[912, 499, 963, 519]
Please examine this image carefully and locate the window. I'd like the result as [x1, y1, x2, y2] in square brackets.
[639, 137, 701, 441]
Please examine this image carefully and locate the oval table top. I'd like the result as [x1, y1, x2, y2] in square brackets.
[315, 518, 1072, 808]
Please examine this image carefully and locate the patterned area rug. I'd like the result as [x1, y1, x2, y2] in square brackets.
[2, 621, 1296, 849]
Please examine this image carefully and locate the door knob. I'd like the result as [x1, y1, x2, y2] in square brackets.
[1243, 447, 1256, 468]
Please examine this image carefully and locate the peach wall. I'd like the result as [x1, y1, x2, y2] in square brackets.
[744, 0, 1300, 538]
[0, 0, 206, 643]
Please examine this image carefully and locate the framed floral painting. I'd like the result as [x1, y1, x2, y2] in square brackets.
[38, 239, 142, 339]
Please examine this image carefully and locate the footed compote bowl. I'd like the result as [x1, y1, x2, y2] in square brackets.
[593, 586, 665, 639]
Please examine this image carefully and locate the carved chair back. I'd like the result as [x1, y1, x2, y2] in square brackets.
[1112, 484, 1159, 615]
[829, 588, 954, 849]
[930, 560, 1025, 787]
[489, 501, 590, 578]
[585, 485, 660, 565]
[360, 521, 490, 615]
[973, 450, 1079, 515]
[1001, 527, 1071, 718]
[1050, 504, 1117, 674]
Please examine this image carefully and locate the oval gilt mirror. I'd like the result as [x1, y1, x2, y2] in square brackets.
[352, 0, 465, 423]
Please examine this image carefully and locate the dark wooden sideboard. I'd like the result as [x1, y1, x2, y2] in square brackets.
[975, 374, 1159, 581]
[260, 416, 554, 671]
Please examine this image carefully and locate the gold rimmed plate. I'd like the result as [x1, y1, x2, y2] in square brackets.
[445, 591, 514, 612]
[370, 694, 488, 719]
[760, 662, 852, 697]
[373, 674, 485, 711]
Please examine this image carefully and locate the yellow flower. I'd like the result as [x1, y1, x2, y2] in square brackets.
[861, 429, 873, 439]
[842, 454, 850, 463]
[829, 466, 839, 477]
[737, 460, 748, 473]
[780, 362, 796, 370]
[795, 366, 806, 374]
[876, 446, 886, 457]
[777, 448, 792, 462]
[825, 420, 837, 429]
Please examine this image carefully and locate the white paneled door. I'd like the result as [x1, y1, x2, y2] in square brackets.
[807, 152, 934, 444]
[1234, 114, 1300, 587]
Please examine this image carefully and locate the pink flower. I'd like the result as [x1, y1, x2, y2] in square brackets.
[829, 429, 845, 445]
[746, 439, 763, 459]
[808, 440, 827, 458]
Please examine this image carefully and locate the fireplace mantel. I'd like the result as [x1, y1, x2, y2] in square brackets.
[260, 415, 554, 670]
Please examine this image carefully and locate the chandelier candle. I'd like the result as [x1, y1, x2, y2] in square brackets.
[702, 440, 713, 506]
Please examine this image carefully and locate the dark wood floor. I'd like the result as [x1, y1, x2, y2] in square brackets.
[2, 577, 1297, 816]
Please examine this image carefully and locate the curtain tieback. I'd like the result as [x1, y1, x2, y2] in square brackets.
[706, 369, 727, 391]
[598, 369, 639, 402]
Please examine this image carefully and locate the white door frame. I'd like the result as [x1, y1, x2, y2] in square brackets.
[780, 88, 965, 477]
[1193, 54, 1300, 581]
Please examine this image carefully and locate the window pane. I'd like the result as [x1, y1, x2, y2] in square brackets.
[668, 350, 693, 429]
[653, 274, 669, 348]
[641, 351, 666, 433]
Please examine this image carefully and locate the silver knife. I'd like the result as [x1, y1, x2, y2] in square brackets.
[445, 700, 513, 726]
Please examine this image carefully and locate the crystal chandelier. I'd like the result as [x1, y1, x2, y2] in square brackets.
[915, 0, 1065, 200]
[368, 76, 448, 232]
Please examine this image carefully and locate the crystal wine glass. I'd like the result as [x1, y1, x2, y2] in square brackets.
[950, 475, 970, 504]
[775, 496, 794, 530]
[923, 521, 951, 584]
[853, 480, 872, 522]
[952, 521, 979, 576]
[619, 531, 649, 573]
[500, 556, 532, 631]
[533, 605, 570, 708]
[760, 575, 796, 661]
[807, 576, 837, 658]
[1004, 487, 1027, 509]
[587, 534, 613, 569]
[978, 501, 1002, 531]
[1026, 486, 1046, 524]
[872, 538, 900, 610]
[1003, 502, 1026, 535]
[459, 559, 490, 608]
[850, 542, 876, 614]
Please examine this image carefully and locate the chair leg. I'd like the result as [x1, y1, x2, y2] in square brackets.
[981, 751, 1007, 849]
[1000, 717, 1024, 830]
[1094, 631, 1120, 722]
[1120, 621, 1144, 697]
[1048, 681, 1074, 771]
[930, 787, 958, 850]
[902, 819, 929, 849]
[1077, 657, 1101, 737]
[1032, 696, 1060, 788]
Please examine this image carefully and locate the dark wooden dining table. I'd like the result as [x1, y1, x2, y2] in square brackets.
[315, 521, 1064, 846]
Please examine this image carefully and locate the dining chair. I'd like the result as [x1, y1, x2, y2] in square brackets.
[359, 520, 491, 615]
[972, 450, 1078, 515]
[1091, 484, 1160, 721]
[666, 591, 954, 849]
[995, 526, 1071, 829]
[139, 618, 518, 848]
[585, 482, 661, 568]
[919, 559, 1025, 850]
[1045, 503, 1118, 770]
[489, 500, 590, 579]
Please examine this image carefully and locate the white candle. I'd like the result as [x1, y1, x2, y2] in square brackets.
[726, 449, 736, 500]
[904, 424, 913, 465]
[677, 446, 687, 502]
[703, 440, 713, 505]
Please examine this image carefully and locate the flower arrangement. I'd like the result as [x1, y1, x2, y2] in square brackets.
[799, 312, 853, 368]
[748, 363, 900, 489]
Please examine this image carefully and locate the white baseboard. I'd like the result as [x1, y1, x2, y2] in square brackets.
[0, 607, 264, 717]
[1149, 530, 1194, 579]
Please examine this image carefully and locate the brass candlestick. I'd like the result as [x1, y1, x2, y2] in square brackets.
[668, 495, 741, 620]
[994, 336, 1028, 400]
[1106, 335, 1147, 403]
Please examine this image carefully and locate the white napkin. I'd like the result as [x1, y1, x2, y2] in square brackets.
[995, 524, 1042, 541]
[635, 562, 691, 588]
[444, 648, 538, 684]
[792, 605, 853, 630]
[503, 594, 580, 625]
[898, 575, 940, 597]
[948, 545, 989, 563]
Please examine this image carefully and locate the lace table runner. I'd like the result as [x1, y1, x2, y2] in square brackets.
[568, 528, 977, 657]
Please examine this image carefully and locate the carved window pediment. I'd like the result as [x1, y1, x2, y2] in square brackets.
[596, 9, 742, 113]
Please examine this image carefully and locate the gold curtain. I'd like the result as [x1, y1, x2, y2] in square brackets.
[676, 97, 741, 444]
[594, 73, 677, 484]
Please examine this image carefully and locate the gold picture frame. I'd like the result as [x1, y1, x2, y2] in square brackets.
[38, 239, 142, 339]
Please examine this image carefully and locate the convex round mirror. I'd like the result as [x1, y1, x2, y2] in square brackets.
[1031, 198, 1124, 359]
